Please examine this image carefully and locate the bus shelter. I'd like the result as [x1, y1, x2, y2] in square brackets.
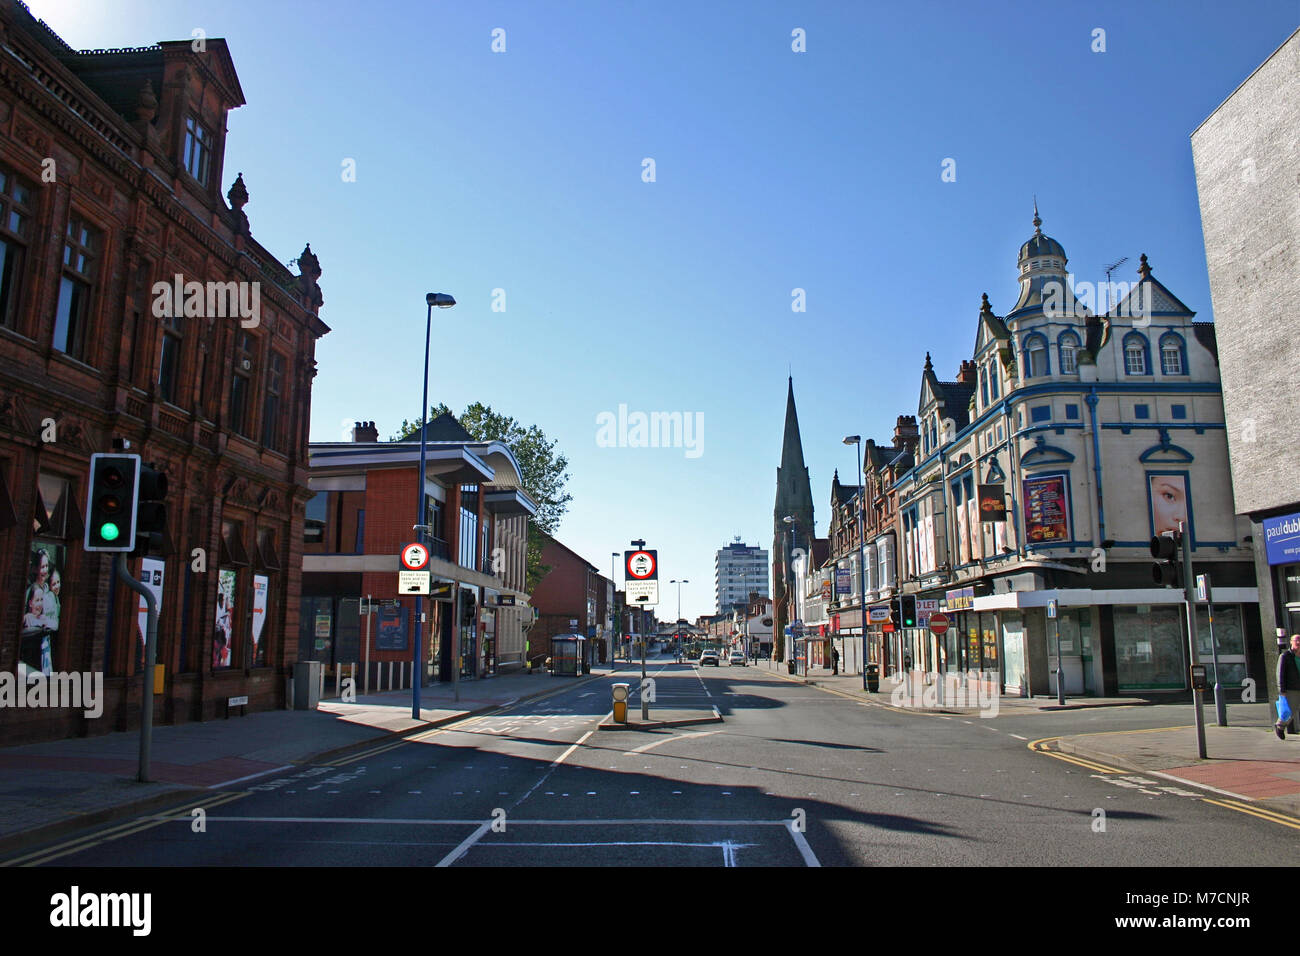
[551, 635, 586, 676]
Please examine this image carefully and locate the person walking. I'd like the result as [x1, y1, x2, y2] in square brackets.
[1276, 634, 1300, 740]
[831, 644, 840, 676]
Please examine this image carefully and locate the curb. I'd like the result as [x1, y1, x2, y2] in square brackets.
[0, 670, 613, 857]
[597, 708, 724, 731]
[0, 785, 206, 860]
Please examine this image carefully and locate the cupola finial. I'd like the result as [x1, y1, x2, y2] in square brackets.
[1032, 196, 1042, 235]
[1137, 253, 1151, 279]
[924, 351, 933, 372]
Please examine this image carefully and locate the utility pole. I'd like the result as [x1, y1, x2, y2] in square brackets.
[1181, 521, 1208, 758]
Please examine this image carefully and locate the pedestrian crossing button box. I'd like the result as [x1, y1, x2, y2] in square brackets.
[1190, 664, 1207, 691]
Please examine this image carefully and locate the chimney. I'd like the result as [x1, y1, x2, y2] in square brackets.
[893, 415, 918, 447]
[351, 420, 378, 443]
[956, 360, 978, 385]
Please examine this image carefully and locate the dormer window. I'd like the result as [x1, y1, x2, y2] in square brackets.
[184, 115, 212, 187]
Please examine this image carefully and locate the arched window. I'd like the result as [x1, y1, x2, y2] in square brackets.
[988, 361, 1000, 399]
[1023, 333, 1050, 378]
[1058, 331, 1080, 374]
[1159, 332, 1186, 375]
[979, 365, 989, 407]
[1123, 332, 1150, 375]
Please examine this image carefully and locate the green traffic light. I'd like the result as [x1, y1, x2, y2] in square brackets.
[100, 522, 120, 542]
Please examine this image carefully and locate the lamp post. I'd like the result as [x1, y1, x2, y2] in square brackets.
[844, 436, 869, 688]
[611, 552, 619, 663]
[413, 291, 456, 718]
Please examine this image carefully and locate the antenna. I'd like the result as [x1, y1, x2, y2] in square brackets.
[1103, 257, 1129, 313]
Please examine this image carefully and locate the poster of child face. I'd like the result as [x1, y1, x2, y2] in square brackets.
[1149, 474, 1189, 536]
[19, 541, 64, 676]
[213, 568, 237, 669]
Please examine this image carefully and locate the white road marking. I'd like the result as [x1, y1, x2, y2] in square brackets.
[1009, 734, 1027, 740]
[437, 819, 495, 867]
[786, 821, 821, 867]
[210, 763, 295, 789]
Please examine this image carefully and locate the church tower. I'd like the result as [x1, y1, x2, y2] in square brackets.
[772, 377, 816, 657]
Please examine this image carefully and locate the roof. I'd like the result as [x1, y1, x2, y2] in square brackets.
[399, 413, 476, 443]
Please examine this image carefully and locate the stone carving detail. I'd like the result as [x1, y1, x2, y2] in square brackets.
[297, 243, 323, 311]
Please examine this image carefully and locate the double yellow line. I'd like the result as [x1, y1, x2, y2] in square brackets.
[6, 790, 248, 867]
[1029, 733, 1300, 831]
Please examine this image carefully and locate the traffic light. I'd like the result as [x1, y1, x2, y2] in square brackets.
[130, 463, 168, 557]
[85, 453, 140, 551]
[899, 595, 917, 628]
[1151, 532, 1181, 586]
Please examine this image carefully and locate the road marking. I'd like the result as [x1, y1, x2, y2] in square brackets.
[437, 819, 495, 867]
[210, 763, 295, 789]
[1009, 734, 1027, 740]
[1027, 736, 1122, 774]
[1200, 797, 1300, 831]
[11, 791, 248, 867]
[786, 821, 821, 867]
[628, 730, 723, 755]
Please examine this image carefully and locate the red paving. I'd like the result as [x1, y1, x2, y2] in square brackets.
[1164, 760, 1300, 798]
[0, 754, 279, 787]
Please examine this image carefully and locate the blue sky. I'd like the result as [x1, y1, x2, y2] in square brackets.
[30, 0, 1298, 620]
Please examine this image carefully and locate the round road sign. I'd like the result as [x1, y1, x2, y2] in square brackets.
[929, 612, 950, 635]
[401, 542, 430, 571]
[626, 550, 656, 580]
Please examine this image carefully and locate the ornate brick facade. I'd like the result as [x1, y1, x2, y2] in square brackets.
[0, 0, 328, 743]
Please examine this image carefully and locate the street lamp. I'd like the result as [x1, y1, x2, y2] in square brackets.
[844, 435, 869, 689]
[670, 579, 689, 636]
[413, 291, 456, 718]
[611, 552, 619, 663]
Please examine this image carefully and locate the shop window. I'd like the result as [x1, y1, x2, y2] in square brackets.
[21, 474, 81, 676]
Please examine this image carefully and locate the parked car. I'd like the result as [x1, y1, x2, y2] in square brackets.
[729, 650, 746, 666]
[698, 650, 719, 666]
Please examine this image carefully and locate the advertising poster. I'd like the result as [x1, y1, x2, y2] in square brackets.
[20, 540, 64, 676]
[250, 574, 269, 667]
[375, 603, 409, 651]
[1148, 473, 1189, 536]
[1023, 475, 1069, 543]
[978, 484, 1007, 522]
[213, 568, 237, 669]
[136, 557, 165, 671]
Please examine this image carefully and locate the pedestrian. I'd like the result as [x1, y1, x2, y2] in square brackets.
[1276, 634, 1300, 740]
[831, 645, 839, 675]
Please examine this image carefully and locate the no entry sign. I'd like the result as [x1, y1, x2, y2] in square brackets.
[929, 612, 950, 635]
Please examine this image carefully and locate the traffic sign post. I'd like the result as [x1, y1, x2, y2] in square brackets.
[628, 540, 655, 719]
[1197, 572, 1226, 727]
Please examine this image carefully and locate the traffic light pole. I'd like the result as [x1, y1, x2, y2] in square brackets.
[115, 553, 158, 783]
[1180, 522, 1207, 759]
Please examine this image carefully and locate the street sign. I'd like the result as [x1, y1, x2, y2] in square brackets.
[1047, 600, 1057, 619]
[1195, 574, 1209, 603]
[929, 612, 950, 635]
[868, 606, 892, 623]
[429, 581, 453, 602]
[401, 542, 430, 571]
[399, 570, 431, 594]
[626, 580, 659, 605]
[626, 549, 657, 580]
[793, 620, 805, 638]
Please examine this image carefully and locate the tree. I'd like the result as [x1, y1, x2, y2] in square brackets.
[393, 403, 572, 591]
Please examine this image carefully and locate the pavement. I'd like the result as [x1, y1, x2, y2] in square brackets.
[0, 664, 620, 855]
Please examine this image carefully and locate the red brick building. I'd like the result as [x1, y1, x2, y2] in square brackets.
[0, 2, 328, 743]
[303, 415, 535, 685]
[529, 532, 619, 668]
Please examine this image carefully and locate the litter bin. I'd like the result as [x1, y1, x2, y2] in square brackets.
[787, 656, 796, 675]
[293, 660, 321, 710]
[865, 663, 880, 693]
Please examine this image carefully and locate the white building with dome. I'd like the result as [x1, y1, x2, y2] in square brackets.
[847, 209, 1262, 697]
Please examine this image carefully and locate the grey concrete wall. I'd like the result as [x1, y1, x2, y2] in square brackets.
[1191, 28, 1300, 517]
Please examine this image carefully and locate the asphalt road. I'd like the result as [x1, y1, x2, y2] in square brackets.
[11, 656, 1295, 867]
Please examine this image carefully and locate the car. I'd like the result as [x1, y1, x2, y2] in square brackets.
[729, 650, 746, 666]
[698, 651, 719, 666]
